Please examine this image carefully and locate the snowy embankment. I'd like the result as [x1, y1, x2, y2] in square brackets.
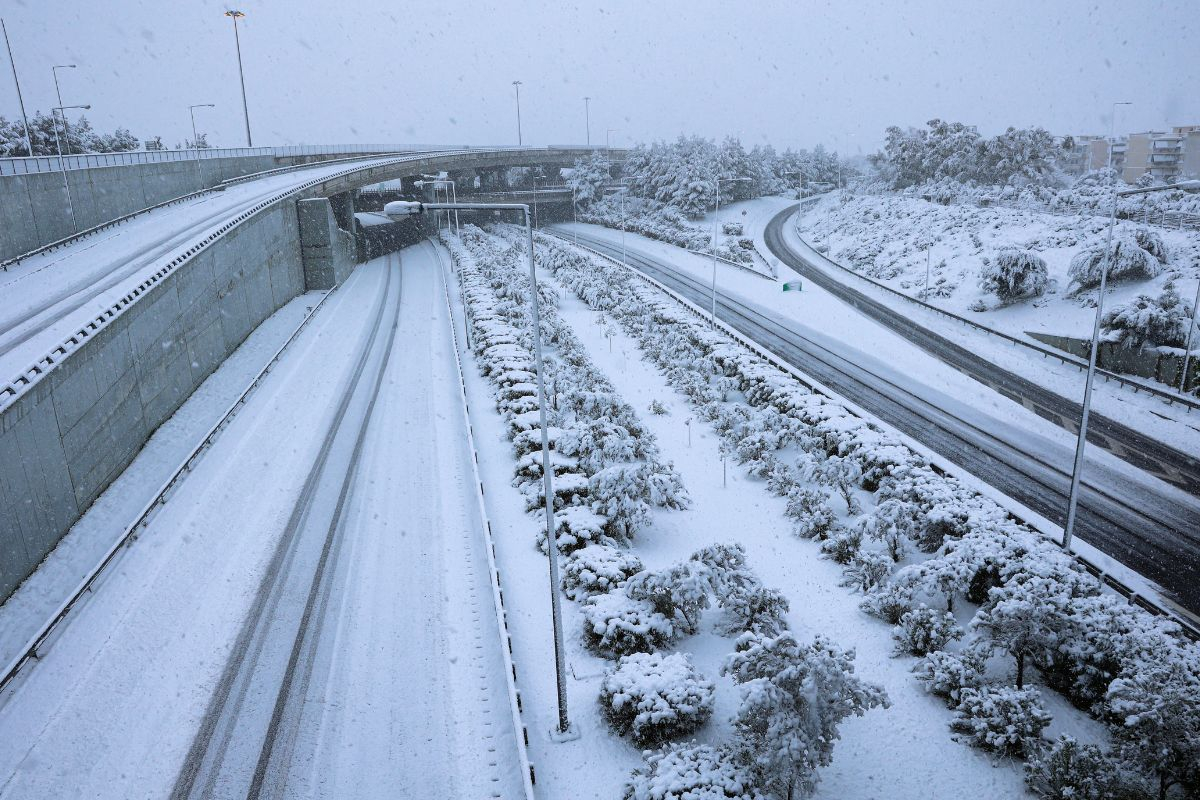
[521, 229, 1199, 799]
[797, 191, 1200, 347]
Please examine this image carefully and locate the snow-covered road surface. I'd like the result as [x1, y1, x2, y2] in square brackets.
[552, 224, 1200, 617]
[0, 245, 526, 799]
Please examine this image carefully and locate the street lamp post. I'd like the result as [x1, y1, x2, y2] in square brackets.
[1, 19, 33, 156]
[1061, 179, 1200, 549]
[583, 96, 591, 146]
[1107, 101, 1131, 176]
[188, 103, 215, 189]
[51, 64, 76, 155]
[52, 104, 89, 233]
[708, 176, 751, 326]
[383, 198, 574, 738]
[225, 10, 252, 147]
[512, 80, 523, 145]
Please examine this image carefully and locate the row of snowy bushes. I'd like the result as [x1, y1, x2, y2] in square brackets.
[469, 225, 891, 800]
[536, 230, 1200, 799]
[444, 226, 687, 555]
[578, 194, 756, 266]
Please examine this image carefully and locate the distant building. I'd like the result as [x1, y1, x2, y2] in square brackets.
[1059, 135, 1107, 175]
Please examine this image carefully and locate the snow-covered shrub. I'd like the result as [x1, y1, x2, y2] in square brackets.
[600, 652, 716, 747]
[950, 686, 1051, 757]
[784, 487, 836, 540]
[719, 585, 791, 637]
[1067, 234, 1165, 293]
[1106, 654, 1200, 800]
[893, 606, 964, 656]
[859, 581, 915, 625]
[723, 631, 889, 800]
[979, 248, 1048, 303]
[722, 221, 744, 236]
[623, 742, 765, 800]
[858, 498, 919, 561]
[971, 572, 1078, 689]
[626, 561, 713, 636]
[648, 399, 669, 416]
[561, 544, 644, 600]
[581, 590, 677, 657]
[841, 550, 893, 593]
[590, 463, 690, 542]
[1132, 227, 1169, 265]
[536, 505, 610, 554]
[913, 650, 985, 706]
[1101, 281, 1193, 349]
[820, 527, 862, 564]
[1024, 736, 1130, 800]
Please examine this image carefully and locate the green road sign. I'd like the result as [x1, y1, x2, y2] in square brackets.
[782, 280, 803, 292]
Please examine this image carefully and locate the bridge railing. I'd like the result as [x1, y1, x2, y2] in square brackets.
[0, 143, 533, 175]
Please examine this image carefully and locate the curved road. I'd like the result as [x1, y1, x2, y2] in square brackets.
[557, 227, 1200, 617]
[763, 205, 1200, 496]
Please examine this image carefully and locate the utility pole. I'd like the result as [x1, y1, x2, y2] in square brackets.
[52, 64, 77, 155]
[583, 96, 590, 145]
[512, 80, 523, 145]
[2, 19, 33, 156]
[225, 10, 252, 147]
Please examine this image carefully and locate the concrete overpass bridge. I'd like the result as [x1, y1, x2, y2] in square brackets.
[0, 144, 623, 601]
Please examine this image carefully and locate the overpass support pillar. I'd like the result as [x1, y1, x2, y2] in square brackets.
[297, 197, 356, 289]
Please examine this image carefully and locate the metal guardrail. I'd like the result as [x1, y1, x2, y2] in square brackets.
[556, 232, 1200, 640]
[784, 212, 1200, 412]
[0, 284, 340, 697]
[0, 144, 619, 176]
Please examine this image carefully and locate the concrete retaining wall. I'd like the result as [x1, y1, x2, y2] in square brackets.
[0, 203, 306, 601]
[1027, 331, 1200, 392]
[297, 197, 357, 290]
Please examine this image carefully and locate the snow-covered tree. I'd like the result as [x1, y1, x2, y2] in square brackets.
[979, 249, 1049, 303]
[1024, 736, 1131, 800]
[720, 585, 791, 637]
[784, 487, 836, 540]
[589, 463, 688, 542]
[1106, 655, 1200, 800]
[566, 151, 613, 206]
[1068, 233, 1166, 293]
[971, 574, 1076, 689]
[859, 581, 914, 625]
[950, 686, 1052, 757]
[600, 651, 716, 747]
[626, 561, 713, 636]
[841, 550, 893, 593]
[1101, 281, 1193, 350]
[914, 649, 985, 706]
[723, 631, 889, 800]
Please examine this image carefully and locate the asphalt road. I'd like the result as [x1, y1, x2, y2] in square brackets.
[556, 226, 1200, 617]
[762, 204, 1200, 496]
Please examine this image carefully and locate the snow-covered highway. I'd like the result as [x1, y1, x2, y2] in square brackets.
[0, 245, 527, 799]
[554, 224, 1200, 617]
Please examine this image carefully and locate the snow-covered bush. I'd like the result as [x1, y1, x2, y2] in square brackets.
[859, 581, 915, 625]
[1067, 233, 1165, 293]
[950, 686, 1051, 757]
[581, 589, 677, 657]
[893, 605, 964, 656]
[858, 498, 919, 562]
[719, 585, 791, 637]
[723, 631, 889, 800]
[626, 561, 713, 636]
[1133, 227, 1169, 265]
[971, 572, 1079, 689]
[1105, 654, 1200, 800]
[841, 550, 893, 593]
[820, 527, 862, 564]
[784, 486, 836, 540]
[1024, 736, 1130, 800]
[723, 221, 744, 236]
[1101, 281, 1193, 350]
[590, 463, 689, 543]
[623, 742, 765, 800]
[536, 505, 610, 554]
[979, 248, 1048, 303]
[913, 649, 985, 706]
[561, 544, 644, 600]
[600, 652, 716, 747]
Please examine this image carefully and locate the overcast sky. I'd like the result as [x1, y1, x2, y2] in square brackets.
[3, 0, 1197, 155]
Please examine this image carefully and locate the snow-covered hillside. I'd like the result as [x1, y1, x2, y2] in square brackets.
[798, 192, 1200, 344]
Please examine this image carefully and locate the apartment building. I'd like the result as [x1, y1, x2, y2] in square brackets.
[1063, 125, 1200, 182]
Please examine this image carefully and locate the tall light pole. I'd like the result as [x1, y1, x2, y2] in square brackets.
[1107, 101, 1131, 177]
[53, 104, 89, 233]
[1, 19, 33, 156]
[51, 64, 76, 155]
[512, 80, 523, 145]
[188, 103, 215, 189]
[383, 198, 574, 738]
[708, 176, 751, 326]
[1061, 179, 1200, 549]
[583, 96, 591, 146]
[225, 10, 252, 147]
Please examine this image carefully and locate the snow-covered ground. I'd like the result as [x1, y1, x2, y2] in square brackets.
[0, 246, 526, 798]
[797, 191, 1200, 345]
